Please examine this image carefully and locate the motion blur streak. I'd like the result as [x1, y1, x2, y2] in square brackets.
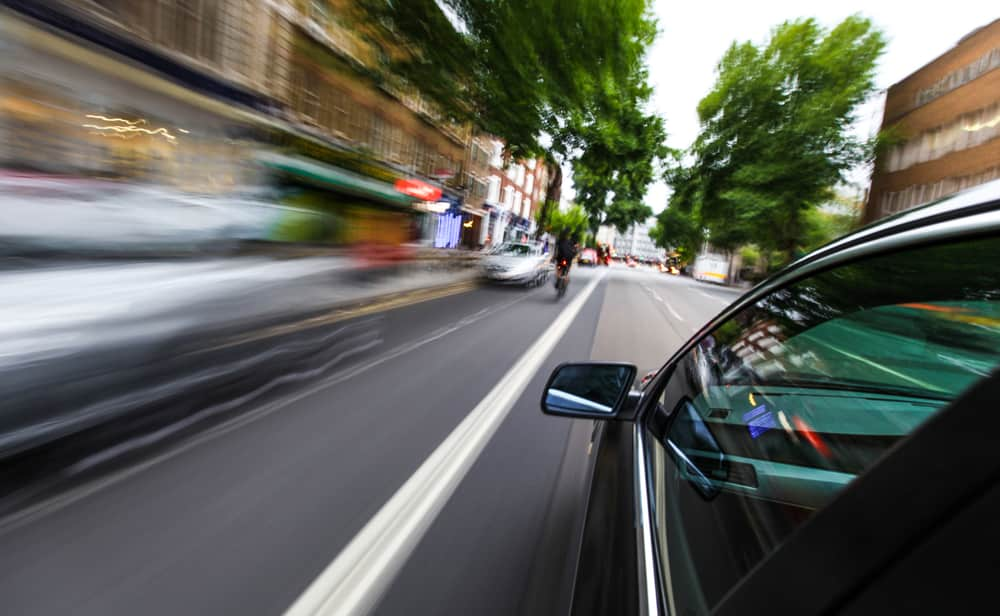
[792, 416, 832, 459]
[0, 0, 486, 520]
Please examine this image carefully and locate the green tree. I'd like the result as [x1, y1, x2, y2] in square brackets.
[649, 205, 702, 263]
[802, 189, 863, 252]
[543, 204, 590, 243]
[358, 0, 668, 234]
[667, 15, 886, 265]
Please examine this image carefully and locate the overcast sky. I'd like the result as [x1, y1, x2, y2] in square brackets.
[562, 2, 998, 213]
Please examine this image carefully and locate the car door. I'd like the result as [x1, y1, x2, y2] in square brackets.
[639, 232, 1000, 615]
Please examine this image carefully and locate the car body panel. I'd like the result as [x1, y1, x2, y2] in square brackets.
[556, 178, 1000, 616]
[481, 242, 550, 285]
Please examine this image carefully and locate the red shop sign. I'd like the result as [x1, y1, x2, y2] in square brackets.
[394, 178, 442, 201]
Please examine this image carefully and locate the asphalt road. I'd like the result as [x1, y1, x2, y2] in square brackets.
[0, 264, 742, 616]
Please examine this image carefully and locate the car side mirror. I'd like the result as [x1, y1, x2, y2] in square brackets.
[541, 362, 638, 420]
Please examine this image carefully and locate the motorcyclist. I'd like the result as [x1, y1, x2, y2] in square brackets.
[554, 231, 577, 285]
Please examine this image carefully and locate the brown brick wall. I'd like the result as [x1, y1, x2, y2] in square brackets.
[884, 19, 1000, 124]
[872, 136, 1000, 194]
[865, 19, 1000, 222]
[890, 69, 1000, 137]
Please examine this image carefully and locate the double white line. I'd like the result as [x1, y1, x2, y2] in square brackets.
[285, 273, 605, 616]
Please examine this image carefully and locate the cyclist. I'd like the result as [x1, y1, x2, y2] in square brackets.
[553, 231, 577, 288]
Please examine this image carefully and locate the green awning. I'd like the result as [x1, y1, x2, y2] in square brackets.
[257, 152, 415, 208]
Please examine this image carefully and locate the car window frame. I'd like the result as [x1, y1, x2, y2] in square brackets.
[632, 203, 1000, 616]
[636, 203, 1000, 415]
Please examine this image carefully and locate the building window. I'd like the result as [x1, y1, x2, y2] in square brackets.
[150, 0, 221, 63]
[291, 65, 321, 122]
[490, 141, 504, 168]
[885, 102, 1000, 173]
[522, 197, 531, 217]
[487, 176, 501, 203]
[470, 177, 488, 200]
[328, 87, 351, 138]
[525, 174, 534, 194]
[502, 185, 514, 210]
[879, 165, 1000, 216]
[915, 47, 1000, 107]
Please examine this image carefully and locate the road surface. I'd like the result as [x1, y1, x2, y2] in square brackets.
[0, 264, 742, 615]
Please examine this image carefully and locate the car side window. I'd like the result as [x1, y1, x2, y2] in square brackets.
[646, 236, 1000, 615]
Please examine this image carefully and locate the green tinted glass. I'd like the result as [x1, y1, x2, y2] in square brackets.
[650, 236, 1000, 615]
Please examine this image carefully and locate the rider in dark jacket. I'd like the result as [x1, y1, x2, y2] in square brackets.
[554, 232, 577, 277]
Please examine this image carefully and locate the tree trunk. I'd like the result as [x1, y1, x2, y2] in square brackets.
[534, 162, 563, 239]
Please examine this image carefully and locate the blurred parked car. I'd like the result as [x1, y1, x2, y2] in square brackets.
[0, 175, 332, 257]
[540, 179, 1000, 615]
[481, 242, 550, 286]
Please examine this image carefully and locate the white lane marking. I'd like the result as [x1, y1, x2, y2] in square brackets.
[641, 283, 685, 321]
[0, 290, 536, 534]
[697, 290, 729, 303]
[660, 298, 684, 321]
[284, 272, 605, 616]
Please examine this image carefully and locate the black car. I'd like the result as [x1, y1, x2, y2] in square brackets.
[541, 179, 1000, 615]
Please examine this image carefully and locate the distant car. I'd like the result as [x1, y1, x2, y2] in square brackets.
[539, 179, 1000, 615]
[627, 257, 637, 268]
[579, 248, 598, 266]
[481, 242, 550, 286]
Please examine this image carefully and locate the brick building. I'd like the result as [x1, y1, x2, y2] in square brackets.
[480, 139, 548, 245]
[865, 18, 1000, 223]
[1, 0, 501, 247]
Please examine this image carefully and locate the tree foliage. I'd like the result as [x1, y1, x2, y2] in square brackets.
[542, 204, 590, 242]
[649, 205, 702, 263]
[665, 15, 885, 265]
[358, 0, 668, 232]
[802, 189, 863, 253]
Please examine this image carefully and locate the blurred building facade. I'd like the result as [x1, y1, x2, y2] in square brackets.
[865, 18, 1000, 223]
[481, 138, 547, 245]
[610, 218, 663, 262]
[0, 0, 557, 249]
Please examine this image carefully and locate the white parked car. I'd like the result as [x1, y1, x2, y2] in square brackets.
[481, 242, 551, 286]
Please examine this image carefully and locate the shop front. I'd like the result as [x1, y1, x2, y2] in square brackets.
[416, 193, 465, 249]
[459, 209, 485, 249]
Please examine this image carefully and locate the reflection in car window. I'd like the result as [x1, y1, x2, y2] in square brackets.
[647, 237, 1000, 615]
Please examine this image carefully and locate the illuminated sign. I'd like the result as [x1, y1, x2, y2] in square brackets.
[395, 178, 442, 201]
[435, 212, 463, 248]
[423, 201, 450, 213]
